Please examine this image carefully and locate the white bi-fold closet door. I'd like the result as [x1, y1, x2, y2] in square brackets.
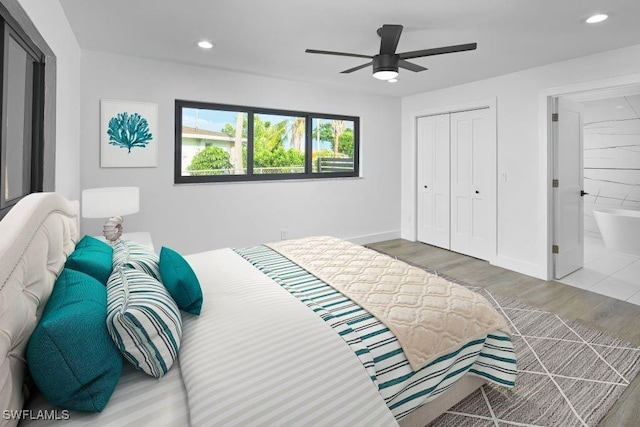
[417, 107, 496, 262]
[417, 114, 451, 248]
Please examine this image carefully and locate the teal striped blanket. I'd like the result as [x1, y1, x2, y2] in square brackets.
[235, 245, 517, 421]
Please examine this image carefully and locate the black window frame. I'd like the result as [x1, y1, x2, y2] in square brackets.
[175, 99, 360, 184]
[0, 2, 45, 218]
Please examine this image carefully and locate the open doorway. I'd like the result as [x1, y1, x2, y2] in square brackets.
[552, 85, 640, 302]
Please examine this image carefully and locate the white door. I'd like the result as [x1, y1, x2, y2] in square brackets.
[416, 114, 450, 248]
[554, 97, 584, 279]
[450, 108, 496, 260]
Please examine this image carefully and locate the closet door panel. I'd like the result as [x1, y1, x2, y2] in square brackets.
[451, 116, 471, 254]
[450, 109, 495, 260]
[416, 114, 450, 248]
[470, 115, 492, 250]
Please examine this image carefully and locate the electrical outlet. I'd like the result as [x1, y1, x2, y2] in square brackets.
[500, 171, 508, 183]
[280, 229, 288, 240]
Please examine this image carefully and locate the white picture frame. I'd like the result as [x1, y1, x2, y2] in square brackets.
[100, 99, 158, 167]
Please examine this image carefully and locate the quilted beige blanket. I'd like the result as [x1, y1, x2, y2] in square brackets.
[268, 236, 510, 371]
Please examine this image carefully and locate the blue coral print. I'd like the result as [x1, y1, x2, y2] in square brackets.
[107, 112, 153, 153]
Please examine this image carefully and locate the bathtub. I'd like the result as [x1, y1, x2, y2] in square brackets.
[593, 209, 640, 256]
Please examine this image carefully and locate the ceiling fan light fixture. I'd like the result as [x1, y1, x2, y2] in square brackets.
[305, 24, 477, 79]
[197, 40, 214, 49]
[373, 70, 398, 80]
[585, 13, 608, 24]
[372, 54, 399, 80]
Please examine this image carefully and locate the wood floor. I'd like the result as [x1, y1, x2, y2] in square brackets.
[367, 239, 640, 427]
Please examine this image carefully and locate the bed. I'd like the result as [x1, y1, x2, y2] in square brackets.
[0, 193, 516, 426]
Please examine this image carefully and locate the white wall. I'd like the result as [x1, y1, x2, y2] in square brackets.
[401, 43, 640, 279]
[80, 51, 401, 254]
[17, 0, 81, 200]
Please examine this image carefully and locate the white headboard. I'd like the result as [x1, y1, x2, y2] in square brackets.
[0, 193, 79, 423]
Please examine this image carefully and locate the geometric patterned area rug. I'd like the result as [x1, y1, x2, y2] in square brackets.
[429, 284, 640, 427]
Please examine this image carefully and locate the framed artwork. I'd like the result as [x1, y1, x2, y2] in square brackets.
[100, 99, 158, 167]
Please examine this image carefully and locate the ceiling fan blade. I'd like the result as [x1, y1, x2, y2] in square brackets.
[379, 24, 403, 55]
[398, 43, 477, 60]
[341, 62, 373, 74]
[398, 59, 428, 72]
[305, 49, 372, 59]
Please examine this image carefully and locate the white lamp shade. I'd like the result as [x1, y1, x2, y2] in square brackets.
[82, 187, 140, 218]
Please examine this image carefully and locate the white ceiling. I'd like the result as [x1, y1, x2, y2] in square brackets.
[580, 94, 640, 124]
[58, 0, 640, 97]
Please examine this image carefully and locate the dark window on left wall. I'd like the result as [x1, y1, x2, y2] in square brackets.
[0, 7, 45, 219]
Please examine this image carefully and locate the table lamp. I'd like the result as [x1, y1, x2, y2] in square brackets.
[82, 187, 140, 244]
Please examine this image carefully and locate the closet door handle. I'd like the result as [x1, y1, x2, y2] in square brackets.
[475, 190, 480, 194]
[424, 185, 428, 189]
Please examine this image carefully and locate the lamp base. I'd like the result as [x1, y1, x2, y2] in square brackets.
[103, 216, 124, 244]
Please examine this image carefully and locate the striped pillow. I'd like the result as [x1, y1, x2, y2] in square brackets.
[106, 265, 182, 378]
[112, 239, 161, 280]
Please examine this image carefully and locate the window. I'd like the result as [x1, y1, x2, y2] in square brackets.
[175, 100, 359, 183]
[180, 107, 248, 176]
[253, 112, 305, 175]
[0, 6, 45, 218]
[311, 118, 356, 173]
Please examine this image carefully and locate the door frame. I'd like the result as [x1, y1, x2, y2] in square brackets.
[539, 73, 640, 280]
[411, 97, 497, 263]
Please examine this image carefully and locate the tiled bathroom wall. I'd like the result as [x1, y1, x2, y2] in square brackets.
[583, 95, 640, 239]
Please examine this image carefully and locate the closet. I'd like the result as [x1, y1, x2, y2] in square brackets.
[416, 107, 496, 261]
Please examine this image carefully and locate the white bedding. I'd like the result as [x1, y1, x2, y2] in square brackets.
[180, 249, 398, 427]
[22, 362, 188, 426]
[23, 248, 397, 426]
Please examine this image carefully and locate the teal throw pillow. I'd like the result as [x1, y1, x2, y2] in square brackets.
[27, 268, 123, 412]
[159, 247, 203, 315]
[65, 235, 113, 284]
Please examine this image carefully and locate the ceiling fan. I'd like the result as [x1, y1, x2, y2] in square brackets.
[305, 24, 477, 81]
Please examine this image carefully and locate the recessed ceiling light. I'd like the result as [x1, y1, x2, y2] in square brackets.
[585, 13, 608, 24]
[197, 40, 214, 49]
[388, 78, 398, 83]
[616, 105, 624, 109]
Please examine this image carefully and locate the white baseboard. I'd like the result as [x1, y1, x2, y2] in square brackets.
[492, 255, 545, 279]
[346, 230, 401, 246]
[400, 228, 417, 241]
[346, 233, 546, 280]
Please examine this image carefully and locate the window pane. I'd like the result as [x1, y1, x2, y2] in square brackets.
[253, 113, 305, 174]
[180, 108, 247, 176]
[3, 35, 34, 203]
[311, 118, 355, 173]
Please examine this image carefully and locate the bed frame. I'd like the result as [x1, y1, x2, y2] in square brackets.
[398, 375, 486, 426]
[0, 193, 485, 426]
[0, 193, 79, 424]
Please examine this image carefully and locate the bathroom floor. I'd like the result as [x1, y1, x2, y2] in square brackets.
[559, 231, 640, 304]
